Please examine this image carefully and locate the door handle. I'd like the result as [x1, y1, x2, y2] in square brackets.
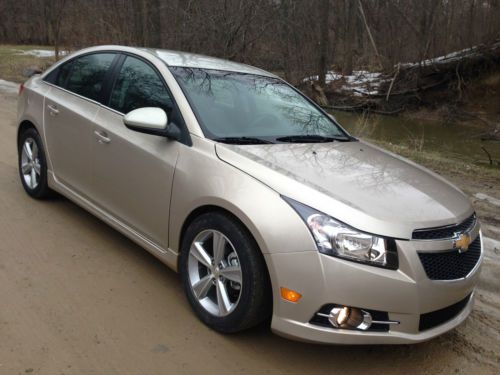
[47, 104, 59, 116]
[94, 130, 111, 144]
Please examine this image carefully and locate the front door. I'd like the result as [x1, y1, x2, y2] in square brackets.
[90, 55, 181, 248]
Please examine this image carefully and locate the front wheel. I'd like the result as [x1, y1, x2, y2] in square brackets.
[180, 212, 272, 333]
[18, 127, 53, 199]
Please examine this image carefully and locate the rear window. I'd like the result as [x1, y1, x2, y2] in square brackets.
[65, 53, 116, 101]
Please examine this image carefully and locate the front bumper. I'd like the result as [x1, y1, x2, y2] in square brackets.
[265, 230, 483, 344]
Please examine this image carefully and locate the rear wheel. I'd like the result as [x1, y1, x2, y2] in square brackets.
[18, 127, 53, 199]
[180, 212, 271, 333]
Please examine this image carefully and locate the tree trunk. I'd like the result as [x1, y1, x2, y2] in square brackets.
[468, 0, 476, 47]
[280, 0, 293, 82]
[357, 0, 383, 69]
[149, 0, 162, 47]
[132, 0, 144, 46]
[342, 0, 355, 76]
[318, 0, 331, 86]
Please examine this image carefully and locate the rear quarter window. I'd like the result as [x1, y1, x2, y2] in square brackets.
[44, 60, 73, 87]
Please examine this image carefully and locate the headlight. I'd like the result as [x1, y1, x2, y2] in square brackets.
[284, 197, 398, 269]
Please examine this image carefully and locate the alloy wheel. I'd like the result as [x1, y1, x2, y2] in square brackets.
[187, 229, 243, 317]
[20, 138, 41, 190]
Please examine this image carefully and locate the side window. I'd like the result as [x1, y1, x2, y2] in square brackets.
[44, 60, 73, 87]
[56, 61, 73, 87]
[109, 56, 173, 115]
[66, 53, 115, 101]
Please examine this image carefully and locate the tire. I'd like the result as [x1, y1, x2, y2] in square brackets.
[18, 127, 54, 199]
[180, 212, 272, 333]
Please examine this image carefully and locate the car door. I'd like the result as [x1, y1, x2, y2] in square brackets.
[90, 55, 182, 249]
[43, 53, 118, 196]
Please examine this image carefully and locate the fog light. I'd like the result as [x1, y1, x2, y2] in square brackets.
[280, 287, 302, 303]
[329, 306, 372, 330]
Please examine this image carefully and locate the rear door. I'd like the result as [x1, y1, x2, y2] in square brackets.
[43, 53, 118, 195]
[90, 55, 184, 248]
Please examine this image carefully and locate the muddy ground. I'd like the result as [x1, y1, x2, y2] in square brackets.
[0, 88, 499, 375]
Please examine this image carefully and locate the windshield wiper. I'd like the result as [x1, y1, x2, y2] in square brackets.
[213, 136, 274, 145]
[275, 135, 349, 143]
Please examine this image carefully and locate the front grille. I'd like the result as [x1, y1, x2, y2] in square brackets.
[418, 236, 481, 280]
[419, 294, 471, 331]
[310, 304, 390, 332]
[412, 214, 476, 240]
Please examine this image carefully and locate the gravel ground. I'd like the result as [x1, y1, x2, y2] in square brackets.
[0, 87, 499, 375]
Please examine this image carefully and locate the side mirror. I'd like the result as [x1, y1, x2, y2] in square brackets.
[123, 107, 181, 140]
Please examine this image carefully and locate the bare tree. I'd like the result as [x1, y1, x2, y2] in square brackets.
[318, 0, 331, 86]
[342, 0, 356, 75]
[0, 0, 499, 81]
[43, 0, 67, 60]
[357, 0, 383, 69]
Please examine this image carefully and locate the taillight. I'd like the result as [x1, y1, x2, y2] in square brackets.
[19, 83, 25, 95]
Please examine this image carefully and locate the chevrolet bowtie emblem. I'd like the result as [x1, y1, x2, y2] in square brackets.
[454, 233, 471, 253]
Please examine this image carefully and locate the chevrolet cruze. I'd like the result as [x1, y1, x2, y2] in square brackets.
[16, 45, 483, 344]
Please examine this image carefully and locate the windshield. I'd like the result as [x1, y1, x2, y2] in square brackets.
[169, 67, 350, 143]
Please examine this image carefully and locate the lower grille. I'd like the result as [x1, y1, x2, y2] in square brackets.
[418, 236, 481, 280]
[419, 294, 471, 331]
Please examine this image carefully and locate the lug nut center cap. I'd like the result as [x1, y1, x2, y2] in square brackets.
[213, 267, 220, 278]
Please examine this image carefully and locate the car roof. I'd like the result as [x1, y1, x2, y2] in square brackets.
[141, 47, 276, 77]
[45, 45, 277, 79]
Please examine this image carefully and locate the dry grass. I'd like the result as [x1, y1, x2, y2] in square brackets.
[373, 139, 500, 181]
[0, 45, 56, 83]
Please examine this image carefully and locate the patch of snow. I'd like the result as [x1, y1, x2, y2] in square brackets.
[304, 70, 386, 96]
[305, 70, 382, 84]
[474, 193, 500, 207]
[11, 48, 68, 58]
[305, 72, 340, 83]
[345, 71, 382, 84]
[0, 79, 20, 94]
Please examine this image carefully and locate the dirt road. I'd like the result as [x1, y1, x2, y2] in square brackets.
[0, 88, 499, 375]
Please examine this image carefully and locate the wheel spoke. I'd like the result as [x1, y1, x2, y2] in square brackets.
[220, 265, 242, 284]
[31, 141, 39, 159]
[212, 232, 226, 265]
[190, 242, 212, 269]
[216, 279, 231, 315]
[192, 274, 213, 299]
[23, 141, 33, 160]
[30, 168, 37, 188]
[21, 162, 31, 174]
[33, 161, 41, 175]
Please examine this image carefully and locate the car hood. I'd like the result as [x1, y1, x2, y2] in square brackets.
[215, 140, 473, 239]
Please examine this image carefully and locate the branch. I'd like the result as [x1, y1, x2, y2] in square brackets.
[386, 63, 400, 102]
[357, 0, 383, 70]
